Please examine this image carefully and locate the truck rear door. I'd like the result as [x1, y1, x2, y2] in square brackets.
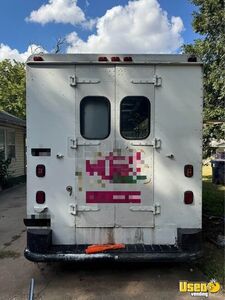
[74, 65, 116, 227]
[73, 63, 156, 229]
[115, 65, 155, 227]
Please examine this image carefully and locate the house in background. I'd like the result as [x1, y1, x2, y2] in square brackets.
[0, 111, 26, 180]
[215, 141, 225, 159]
[210, 139, 225, 159]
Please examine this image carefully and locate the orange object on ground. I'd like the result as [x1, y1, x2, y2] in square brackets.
[85, 243, 125, 254]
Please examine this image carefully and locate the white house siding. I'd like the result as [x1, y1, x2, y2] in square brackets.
[6, 125, 25, 177]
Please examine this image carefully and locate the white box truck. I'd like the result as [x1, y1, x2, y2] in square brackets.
[24, 54, 203, 262]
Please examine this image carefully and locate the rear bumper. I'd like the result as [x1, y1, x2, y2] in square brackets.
[24, 228, 202, 262]
[24, 247, 202, 263]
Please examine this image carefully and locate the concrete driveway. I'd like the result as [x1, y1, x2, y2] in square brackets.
[0, 184, 223, 300]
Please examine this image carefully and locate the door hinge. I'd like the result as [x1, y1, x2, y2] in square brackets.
[69, 204, 77, 215]
[69, 138, 100, 149]
[131, 137, 161, 148]
[70, 75, 77, 87]
[129, 204, 161, 215]
[69, 204, 100, 216]
[70, 138, 77, 149]
[77, 205, 100, 212]
[70, 75, 100, 87]
[153, 138, 161, 149]
[153, 75, 162, 87]
[131, 75, 162, 86]
[75, 140, 101, 146]
[154, 203, 161, 215]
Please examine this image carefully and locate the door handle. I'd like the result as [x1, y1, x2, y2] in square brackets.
[66, 185, 73, 196]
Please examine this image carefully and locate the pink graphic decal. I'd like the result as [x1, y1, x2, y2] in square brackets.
[86, 160, 105, 176]
[86, 191, 141, 203]
[86, 151, 146, 184]
[136, 152, 141, 160]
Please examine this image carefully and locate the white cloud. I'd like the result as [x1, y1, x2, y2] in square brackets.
[81, 18, 97, 30]
[66, 0, 184, 54]
[0, 44, 46, 62]
[26, 0, 85, 26]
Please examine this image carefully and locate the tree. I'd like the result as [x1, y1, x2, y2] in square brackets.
[0, 60, 26, 119]
[54, 37, 66, 54]
[183, 0, 225, 157]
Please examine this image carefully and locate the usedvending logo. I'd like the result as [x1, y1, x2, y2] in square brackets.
[179, 279, 221, 297]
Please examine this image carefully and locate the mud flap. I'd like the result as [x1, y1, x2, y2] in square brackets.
[178, 228, 202, 252]
[27, 229, 52, 253]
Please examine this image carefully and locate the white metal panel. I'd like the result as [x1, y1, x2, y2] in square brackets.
[154, 65, 203, 231]
[75, 227, 154, 244]
[115, 65, 155, 227]
[26, 65, 76, 244]
[75, 227, 175, 245]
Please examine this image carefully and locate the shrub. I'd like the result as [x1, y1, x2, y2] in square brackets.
[0, 157, 11, 188]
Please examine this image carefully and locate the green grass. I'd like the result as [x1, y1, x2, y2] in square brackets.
[197, 166, 225, 285]
[0, 249, 20, 259]
[197, 242, 225, 284]
[202, 165, 224, 216]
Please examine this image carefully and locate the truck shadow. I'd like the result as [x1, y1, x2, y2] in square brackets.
[44, 260, 202, 279]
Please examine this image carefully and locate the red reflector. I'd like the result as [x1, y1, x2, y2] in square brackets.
[33, 56, 44, 61]
[123, 56, 133, 62]
[98, 56, 108, 62]
[36, 191, 45, 204]
[184, 191, 193, 204]
[184, 164, 193, 177]
[36, 164, 46, 177]
[111, 56, 120, 62]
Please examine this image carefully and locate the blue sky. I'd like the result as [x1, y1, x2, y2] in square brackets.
[0, 0, 200, 61]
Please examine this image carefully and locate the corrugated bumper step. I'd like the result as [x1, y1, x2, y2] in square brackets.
[24, 244, 202, 263]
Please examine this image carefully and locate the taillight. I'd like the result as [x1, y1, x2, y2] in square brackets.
[33, 56, 44, 61]
[184, 191, 193, 204]
[36, 164, 46, 177]
[36, 191, 45, 204]
[111, 56, 120, 62]
[98, 56, 108, 62]
[184, 164, 193, 177]
[123, 56, 133, 62]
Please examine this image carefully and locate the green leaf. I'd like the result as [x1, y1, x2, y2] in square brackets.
[0, 60, 26, 119]
[183, 0, 225, 156]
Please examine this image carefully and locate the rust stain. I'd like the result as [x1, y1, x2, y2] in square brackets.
[107, 228, 115, 244]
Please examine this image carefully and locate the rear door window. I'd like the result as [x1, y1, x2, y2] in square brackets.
[120, 96, 150, 139]
[80, 96, 110, 140]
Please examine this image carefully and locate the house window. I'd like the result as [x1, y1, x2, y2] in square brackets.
[0, 128, 16, 159]
[80, 96, 110, 140]
[7, 131, 16, 159]
[120, 96, 150, 140]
